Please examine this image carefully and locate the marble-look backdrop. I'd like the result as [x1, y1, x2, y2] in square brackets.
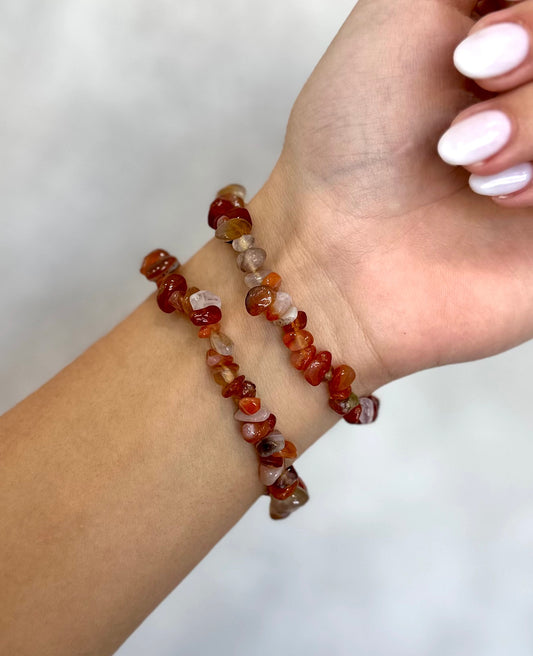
[1, 2, 532, 654]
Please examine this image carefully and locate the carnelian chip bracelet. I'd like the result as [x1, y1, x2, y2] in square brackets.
[140, 248, 308, 520]
[208, 183, 380, 425]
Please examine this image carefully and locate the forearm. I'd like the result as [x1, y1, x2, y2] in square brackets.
[0, 177, 384, 656]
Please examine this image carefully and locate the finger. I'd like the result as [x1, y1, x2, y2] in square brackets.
[469, 162, 533, 201]
[453, 1, 533, 91]
[490, 175, 533, 205]
[437, 81, 533, 177]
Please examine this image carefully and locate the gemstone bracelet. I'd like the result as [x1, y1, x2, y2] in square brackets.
[140, 249, 308, 520]
[208, 183, 380, 425]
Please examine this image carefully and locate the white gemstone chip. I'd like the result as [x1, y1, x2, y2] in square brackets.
[273, 305, 298, 326]
[209, 331, 234, 356]
[234, 407, 271, 423]
[189, 290, 222, 311]
[259, 462, 284, 486]
[232, 234, 255, 252]
[269, 291, 292, 318]
[244, 269, 270, 288]
[358, 397, 376, 424]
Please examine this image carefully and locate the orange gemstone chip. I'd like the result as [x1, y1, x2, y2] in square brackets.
[282, 330, 314, 352]
[329, 364, 356, 393]
[262, 272, 282, 291]
[245, 286, 275, 316]
[304, 351, 332, 386]
[238, 397, 261, 415]
[289, 346, 317, 371]
[156, 273, 187, 313]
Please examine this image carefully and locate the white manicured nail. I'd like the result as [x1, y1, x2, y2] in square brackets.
[454, 23, 529, 79]
[469, 162, 533, 196]
[438, 110, 511, 166]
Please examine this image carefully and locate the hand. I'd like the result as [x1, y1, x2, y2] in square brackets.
[254, 0, 533, 392]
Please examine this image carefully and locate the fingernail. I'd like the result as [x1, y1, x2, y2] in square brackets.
[437, 110, 512, 166]
[469, 162, 533, 196]
[454, 22, 529, 79]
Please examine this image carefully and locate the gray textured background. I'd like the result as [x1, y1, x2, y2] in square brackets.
[1, 1, 533, 655]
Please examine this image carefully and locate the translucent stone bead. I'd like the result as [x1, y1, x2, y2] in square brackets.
[304, 351, 332, 386]
[344, 404, 361, 424]
[329, 392, 360, 416]
[276, 440, 298, 459]
[145, 255, 179, 284]
[236, 247, 267, 273]
[216, 183, 246, 200]
[245, 286, 275, 316]
[329, 364, 356, 393]
[260, 454, 284, 467]
[208, 197, 243, 230]
[198, 323, 220, 338]
[282, 310, 307, 333]
[344, 395, 380, 424]
[213, 363, 239, 386]
[256, 430, 285, 458]
[269, 505, 290, 520]
[262, 272, 282, 291]
[359, 395, 379, 424]
[241, 413, 277, 443]
[239, 380, 257, 398]
[244, 269, 270, 288]
[205, 349, 233, 368]
[281, 457, 296, 468]
[190, 305, 222, 326]
[189, 290, 222, 311]
[140, 249, 169, 276]
[290, 346, 317, 371]
[234, 406, 271, 423]
[221, 375, 245, 399]
[259, 456, 284, 486]
[179, 287, 200, 317]
[276, 464, 299, 487]
[225, 206, 252, 224]
[265, 291, 292, 321]
[232, 234, 255, 252]
[169, 291, 185, 311]
[215, 217, 252, 241]
[269, 482, 309, 519]
[210, 331, 234, 356]
[238, 397, 261, 415]
[156, 273, 188, 313]
[282, 330, 314, 352]
[329, 386, 352, 401]
[273, 306, 298, 327]
[267, 465, 299, 500]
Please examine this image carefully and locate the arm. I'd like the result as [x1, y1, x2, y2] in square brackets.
[0, 183, 385, 656]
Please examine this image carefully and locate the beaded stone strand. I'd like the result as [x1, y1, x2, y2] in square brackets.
[208, 184, 380, 425]
[140, 248, 308, 520]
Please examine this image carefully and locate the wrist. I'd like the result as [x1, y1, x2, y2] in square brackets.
[178, 166, 390, 462]
[246, 163, 392, 400]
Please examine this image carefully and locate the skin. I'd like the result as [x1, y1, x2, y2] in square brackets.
[1, 0, 533, 653]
